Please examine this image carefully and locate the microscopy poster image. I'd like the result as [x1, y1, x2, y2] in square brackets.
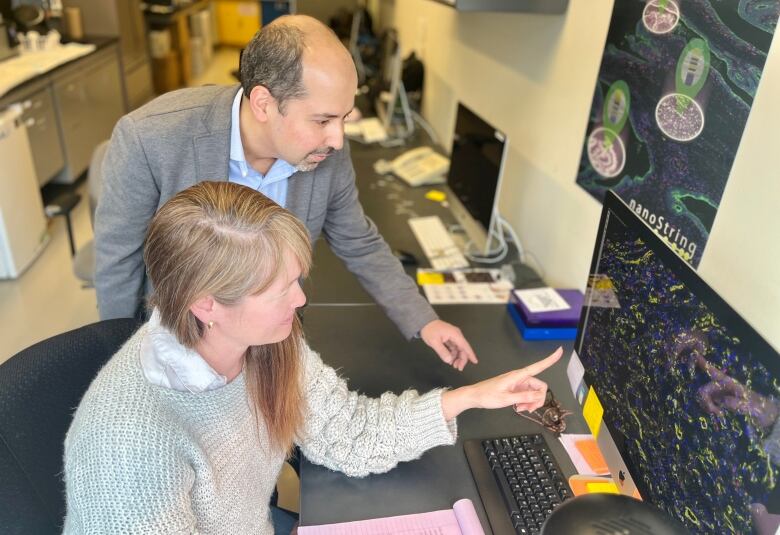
[575, 0, 780, 267]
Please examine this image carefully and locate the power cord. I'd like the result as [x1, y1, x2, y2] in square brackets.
[411, 110, 440, 146]
[447, 222, 507, 263]
[460, 214, 525, 265]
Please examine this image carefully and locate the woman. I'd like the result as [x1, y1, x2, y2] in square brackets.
[63, 182, 561, 534]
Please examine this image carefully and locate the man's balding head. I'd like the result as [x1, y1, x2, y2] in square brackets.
[239, 15, 354, 113]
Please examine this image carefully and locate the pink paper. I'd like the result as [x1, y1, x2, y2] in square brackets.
[298, 498, 484, 535]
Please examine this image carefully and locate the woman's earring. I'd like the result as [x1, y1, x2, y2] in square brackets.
[207, 321, 214, 330]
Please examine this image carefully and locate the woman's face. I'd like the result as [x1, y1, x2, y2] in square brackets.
[214, 249, 306, 348]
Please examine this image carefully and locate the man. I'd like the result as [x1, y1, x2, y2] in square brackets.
[95, 15, 477, 369]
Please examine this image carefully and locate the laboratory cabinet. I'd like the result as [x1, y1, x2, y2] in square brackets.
[0, 40, 124, 185]
[0, 78, 65, 187]
[53, 46, 124, 183]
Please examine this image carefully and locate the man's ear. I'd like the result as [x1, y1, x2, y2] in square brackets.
[247, 85, 275, 122]
[189, 295, 216, 325]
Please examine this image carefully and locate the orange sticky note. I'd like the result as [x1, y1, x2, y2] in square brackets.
[586, 481, 619, 494]
[574, 438, 609, 475]
[582, 386, 604, 439]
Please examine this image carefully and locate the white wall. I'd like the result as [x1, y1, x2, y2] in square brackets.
[387, 0, 780, 350]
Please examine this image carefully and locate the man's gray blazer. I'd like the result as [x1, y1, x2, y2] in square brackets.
[94, 84, 437, 339]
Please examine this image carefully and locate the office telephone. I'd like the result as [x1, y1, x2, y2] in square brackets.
[374, 147, 449, 187]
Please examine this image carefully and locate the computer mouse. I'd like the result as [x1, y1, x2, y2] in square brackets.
[392, 249, 418, 266]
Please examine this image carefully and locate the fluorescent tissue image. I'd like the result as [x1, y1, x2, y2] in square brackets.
[580, 223, 780, 534]
[576, 0, 780, 267]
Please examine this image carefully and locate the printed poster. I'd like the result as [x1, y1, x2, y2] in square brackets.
[576, 0, 780, 266]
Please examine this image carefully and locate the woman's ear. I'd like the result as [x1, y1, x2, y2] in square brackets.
[247, 85, 275, 122]
[189, 295, 216, 325]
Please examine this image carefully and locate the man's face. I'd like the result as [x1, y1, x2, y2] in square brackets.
[267, 60, 357, 172]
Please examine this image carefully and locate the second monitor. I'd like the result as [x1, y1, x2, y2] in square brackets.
[447, 103, 508, 257]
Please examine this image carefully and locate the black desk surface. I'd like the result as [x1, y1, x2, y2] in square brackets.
[299, 132, 559, 530]
[303, 135, 544, 305]
[299, 304, 587, 530]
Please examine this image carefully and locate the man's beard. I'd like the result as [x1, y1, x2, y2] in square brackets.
[294, 147, 335, 172]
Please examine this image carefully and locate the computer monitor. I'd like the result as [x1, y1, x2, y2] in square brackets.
[446, 103, 508, 256]
[573, 190, 780, 534]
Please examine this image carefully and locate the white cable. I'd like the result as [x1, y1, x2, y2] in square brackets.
[497, 215, 525, 264]
[411, 110, 440, 146]
[462, 213, 525, 265]
[464, 224, 508, 264]
[448, 223, 505, 261]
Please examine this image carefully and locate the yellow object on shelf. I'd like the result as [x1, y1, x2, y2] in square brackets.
[215, 0, 261, 47]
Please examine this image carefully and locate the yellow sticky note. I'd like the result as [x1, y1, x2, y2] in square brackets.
[582, 386, 604, 439]
[417, 272, 445, 285]
[425, 190, 447, 203]
[586, 481, 619, 494]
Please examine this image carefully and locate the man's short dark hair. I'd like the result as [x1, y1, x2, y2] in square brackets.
[239, 24, 307, 113]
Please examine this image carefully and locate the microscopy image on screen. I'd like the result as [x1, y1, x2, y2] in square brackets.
[579, 213, 780, 534]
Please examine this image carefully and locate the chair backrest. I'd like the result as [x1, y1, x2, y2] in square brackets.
[72, 140, 110, 284]
[87, 140, 109, 228]
[0, 318, 141, 534]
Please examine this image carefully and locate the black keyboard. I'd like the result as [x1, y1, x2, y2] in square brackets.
[464, 434, 573, 535]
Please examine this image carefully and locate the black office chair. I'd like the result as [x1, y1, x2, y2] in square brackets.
[0, 318, 141, 534]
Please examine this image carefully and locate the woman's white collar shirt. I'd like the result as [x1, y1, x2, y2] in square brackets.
[140, 309, 228, 393]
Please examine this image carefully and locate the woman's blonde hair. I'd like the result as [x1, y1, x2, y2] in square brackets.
[143, 181, 312, 453]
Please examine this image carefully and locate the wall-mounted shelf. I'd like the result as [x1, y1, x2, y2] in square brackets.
[430, 0, 568, 14]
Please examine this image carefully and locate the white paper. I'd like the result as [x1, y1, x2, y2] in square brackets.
[567, 350, 588, 404]
[423, 281, 513, 304]
[298, 498, 484, 535]
[513, 288, 570, 313]
[344, 122, 362, 137]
